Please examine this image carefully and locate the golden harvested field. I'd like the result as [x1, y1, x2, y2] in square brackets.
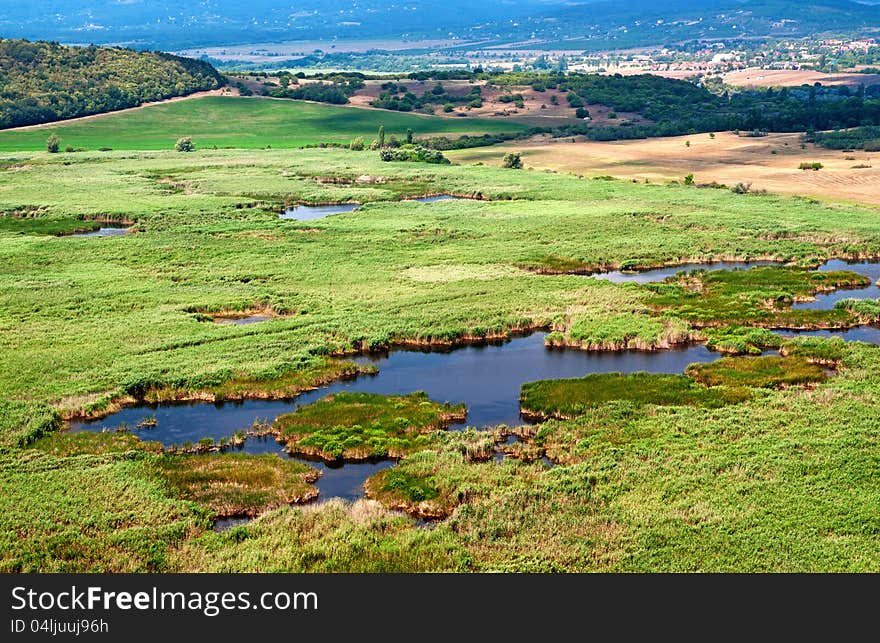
[447, 131, 880, 206]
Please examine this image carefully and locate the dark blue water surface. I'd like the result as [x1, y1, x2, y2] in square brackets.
[791, 259, 880, 311]
[70, 334, 721, 502]
[71, 334, 722, 440]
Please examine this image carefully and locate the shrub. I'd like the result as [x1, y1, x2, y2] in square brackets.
[46, 133, 60, 153]
[731, 182, 751, 194]
[378, 144, 449, 164]
[798, 162, 823, 171]
[349, 137, 365, 151]
[684, 173, 695, 185]
[501, 151, 523, 169]
[175, 136, 195, 152]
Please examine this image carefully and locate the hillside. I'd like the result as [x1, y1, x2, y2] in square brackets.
[0, 39, 224, 129]
[0, 96, 526, 152]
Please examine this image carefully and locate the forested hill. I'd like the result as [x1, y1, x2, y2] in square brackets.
[0, 39, 224, 129]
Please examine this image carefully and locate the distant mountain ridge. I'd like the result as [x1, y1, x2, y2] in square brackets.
[0, 0, 877, 50]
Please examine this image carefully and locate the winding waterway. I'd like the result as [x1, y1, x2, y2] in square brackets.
[70, 259, 880, 509]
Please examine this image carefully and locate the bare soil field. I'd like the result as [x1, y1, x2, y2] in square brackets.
[447, 131, 880, 206]
[723, 68, 880, 88]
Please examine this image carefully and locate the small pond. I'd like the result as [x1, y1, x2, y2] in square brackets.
[214, 314, 272, 326]
[69, 223, 131, 237]
[406, 195, 477, 203]
[791, 259, 880, 311]
[279, 204, 360, 220]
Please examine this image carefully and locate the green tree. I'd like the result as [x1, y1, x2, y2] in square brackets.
[175, 136, 195, 152]
[46, 133, 60, 153]
[501, 151, 523, 169]
[377, 125, 386, 148]
[406, 128, 413, 144]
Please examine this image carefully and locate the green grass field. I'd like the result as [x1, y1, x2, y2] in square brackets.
[0, 96, 525, 152]
[3, 146, 880, 571]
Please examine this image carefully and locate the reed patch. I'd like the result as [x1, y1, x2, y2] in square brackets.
[273, 392, 466, 461]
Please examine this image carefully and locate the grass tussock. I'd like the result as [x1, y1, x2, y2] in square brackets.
[365, 450, 546, 519]
[520, 372, 751, 420]
[686, 355, 828, 388]
[154, 453, 319, 518]
[273, 392, 466, 461]
[704, 325, 783, 355]
[31, 431, 162, 456]
[648, 266, 873, 329]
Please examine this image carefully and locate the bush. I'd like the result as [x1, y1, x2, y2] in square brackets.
[349, 137, 365, 151]
[46, 133, 60, 153]
[501, 151, 523, 169]
[731, 182, 752, 194]
[378, 145, 450, 164]
[798, 162, 823, 171]
[684, 173, 695, 186]
[175, 136, 195, 152]
[575, 107, 590, 119]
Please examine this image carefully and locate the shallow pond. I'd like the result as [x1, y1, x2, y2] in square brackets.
[69, 223, 131, 237]
[588, 260, 779, 284]
[279, 203, 360, 220]
[791, 259, 880, 311]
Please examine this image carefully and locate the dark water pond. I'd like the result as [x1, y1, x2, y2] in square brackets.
[70, 224, 131, 237]
[791, 259, 880, 311]
[279, 204, 360, 220]
[71, 333, 720, 440]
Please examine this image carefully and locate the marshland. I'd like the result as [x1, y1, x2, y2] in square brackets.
[3, 144, 880, 572]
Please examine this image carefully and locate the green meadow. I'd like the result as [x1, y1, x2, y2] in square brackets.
[0, 96, 525, 152]
[2, 143, 880, 571]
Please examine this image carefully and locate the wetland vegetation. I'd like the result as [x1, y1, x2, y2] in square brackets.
[3, 144, 880, 572]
